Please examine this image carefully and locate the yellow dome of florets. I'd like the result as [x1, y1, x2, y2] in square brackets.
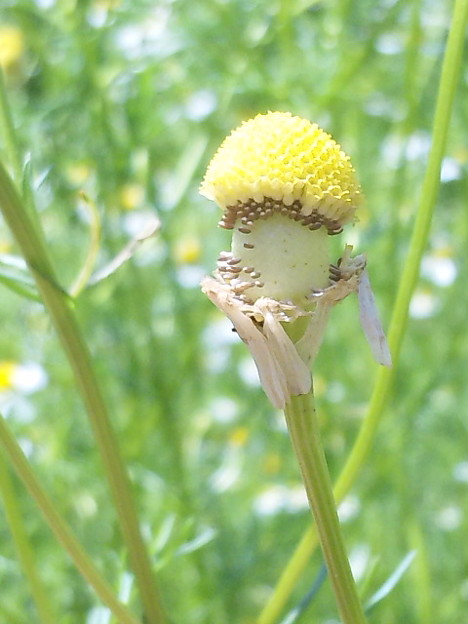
[200, 111, 361, 229]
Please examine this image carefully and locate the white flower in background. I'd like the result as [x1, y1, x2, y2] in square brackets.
[0, 361, 48, 395]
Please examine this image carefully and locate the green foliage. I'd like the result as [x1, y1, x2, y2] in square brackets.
[0, 0, 467, 622]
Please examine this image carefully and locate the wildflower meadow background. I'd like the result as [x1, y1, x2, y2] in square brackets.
[0, 1, 467, 623]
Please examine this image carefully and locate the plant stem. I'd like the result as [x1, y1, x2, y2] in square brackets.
[0, 71, 22, 181]
[69, 192, 101, 297]
[0, 455, 57, 624]
[257, 527, 319, 624]
[284, 389, 367, 624]
[0, 70, 43, 236]
[0, 159, 166, 622]
[257, 0, 468, 620]
[0, 412, 140, 624]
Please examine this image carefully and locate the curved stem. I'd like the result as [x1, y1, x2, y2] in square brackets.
[0, 455, 57, 624]
[69, 191, 101, 297]
[0, 413, 140, 624]
[284, 390, 367, 624]
[0, 71, 22, 181]
[336, 0, 468, 502]
[257, 528, 320, 624]
[0, 157, 166, 622]
[0, 70, 43, 238]
[257, 0, 468, 620]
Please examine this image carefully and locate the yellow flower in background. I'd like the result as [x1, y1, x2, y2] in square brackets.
[0, 26, 24, 70]
[229, 426, 249, 447]
[174, 235, 202, 264]
[262, 452, 282, 475]
[119, 183, 145, 211]
[0, 240, 12, 254]
[64, 162, 92, 186]
[0, 361, 48, 393]
[0, 361, 17, 390]
[93, 0, 122, 9]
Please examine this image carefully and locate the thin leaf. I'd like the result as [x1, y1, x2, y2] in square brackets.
[88, 217, 160, 286]
[279, 564, 328, 624]
[365, 551, 417, 612]
[176, 527, 217, 556]
[0, 255, 41, 301]
[161, 133, 209, 210]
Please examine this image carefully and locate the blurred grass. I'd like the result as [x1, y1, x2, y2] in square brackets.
[0, 1, 467, 623]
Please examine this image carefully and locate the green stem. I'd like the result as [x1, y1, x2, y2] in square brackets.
[0, 70, 43, 237]
[0, 413, 140, 624]
[284, 390, 367, 624]
[69, 191, 101, 297]
[257, 0, 468, 621]
[0, 455, 57, 624]
[0, 70, 22, 181]
[257, 527, 319, 624]
[0, 160, 166, 622]
[332, 0, 468, 506]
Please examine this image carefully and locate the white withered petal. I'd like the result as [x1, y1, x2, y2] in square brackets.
[358, 269, 392, 367]
[201, 276, 311, 409]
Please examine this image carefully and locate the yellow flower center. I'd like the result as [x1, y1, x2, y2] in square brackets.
[200, 111, 361, 229]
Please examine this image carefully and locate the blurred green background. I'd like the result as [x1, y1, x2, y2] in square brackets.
[0, 0, 467, 622]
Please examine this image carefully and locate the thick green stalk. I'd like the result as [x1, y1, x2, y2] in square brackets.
[0, 413, 140, 624]
[0, 162, 165, 623]
[284, 390, 367, 624]
[257, 0, 468, 621]
[0, 456, 57, 624]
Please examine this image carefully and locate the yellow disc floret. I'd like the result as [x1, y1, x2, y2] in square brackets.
[200, 111, 361, 229]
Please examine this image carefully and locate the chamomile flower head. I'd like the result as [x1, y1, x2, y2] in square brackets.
[201, 112, 361, 303]
[201, 113, 389, 408]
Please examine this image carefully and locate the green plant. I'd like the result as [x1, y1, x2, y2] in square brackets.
[0, 1, 467, 622]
